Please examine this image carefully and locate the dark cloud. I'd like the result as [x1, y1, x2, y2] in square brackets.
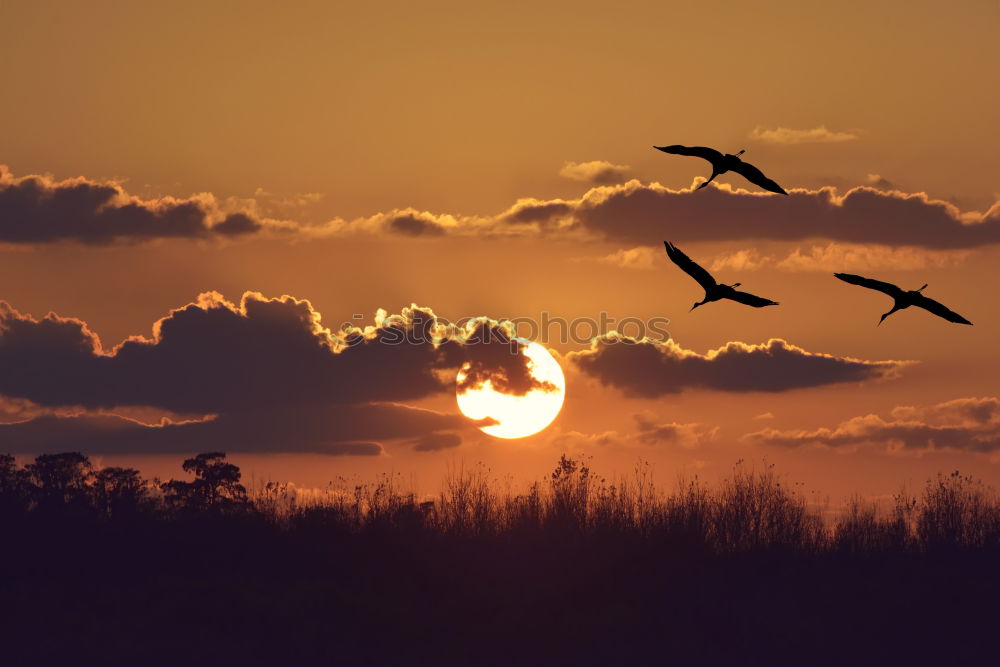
[0, 293, 547, 454]
[0, 410, 391, 456]
[385, 212, 446, 237]
[213, 212, 263, 236]
[453, 321, 557, 396]
[347, 182, 1000, 250]
[633, 413, 694, 444]
[569, 183, 1000, 249]
[0, 166, 270, 245]
[550, 413, 710, 450]
[361, 183, 1000, 249]
[569, 336, 907, 397]
[502, 200, 573, 224]
[745, 397, 1000, 453]
[7, 165, 997, 249]
[411, 432, 462, 452]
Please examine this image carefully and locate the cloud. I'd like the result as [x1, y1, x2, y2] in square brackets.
[631, 412, 715, 448]
[454, 320, 558, 396]
[710, 248, 771, 272]
[0, 166, 272, 245]
[5, 165, 1000, 249]
[572, 246, 660, 270]
[749, 125, 859, 144]
[774, 243, 971, 272]
[385, 212, 447, 237]
[0, 411, 392, 456]
[745, 397, 1000, 454]
[708, 243, 971, 273]
[0, 293, 548, 454]
[411, 432, 463, 452]
[865, 173, 897, 190]
[567, 182, 1000, 249]
[400, 182, 995, 249]
[551, 413, 713, 450]
[559, 160, 632, 185]
[569, 337, 908, 398]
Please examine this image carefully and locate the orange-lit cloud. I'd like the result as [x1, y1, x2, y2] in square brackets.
[709, 243, 971, 273]
[569, 337, 908, 397]
[573, 246, 660, 270]
[709, 248, 771, 272]
[559, 160, 632, 185]
[749, 125, 859, 144]
[745, 397, 1000, 453]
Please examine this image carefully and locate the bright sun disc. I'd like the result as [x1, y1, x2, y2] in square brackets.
[455, 339, 566, 439]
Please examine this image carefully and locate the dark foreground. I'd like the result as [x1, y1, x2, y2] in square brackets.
[2, 453, 999, 665]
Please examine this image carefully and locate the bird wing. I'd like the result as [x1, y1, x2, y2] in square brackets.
[833, 273, 905, 299]
[911, 293, 973, 325]
[728, 289, 779, 308]
[729, 160, 787, 195]
[663, 241, 717, 290]
[653, 145, 724, 163]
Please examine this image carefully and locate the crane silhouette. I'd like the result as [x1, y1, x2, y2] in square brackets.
[833, 273, 973, 326]
[653, 145, 788, 195]
[664, 242, 779, 311]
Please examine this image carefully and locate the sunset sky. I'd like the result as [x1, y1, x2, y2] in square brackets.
[2, 1, 999, 502]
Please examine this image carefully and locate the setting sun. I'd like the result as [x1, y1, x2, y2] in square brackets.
[455, 340, 566, 439]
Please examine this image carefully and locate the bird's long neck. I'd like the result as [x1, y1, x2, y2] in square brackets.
[917, 284, 928, 292]
[736, 149, 745, 156]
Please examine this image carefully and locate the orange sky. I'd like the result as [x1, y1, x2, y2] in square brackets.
[1, 1, 999, 504]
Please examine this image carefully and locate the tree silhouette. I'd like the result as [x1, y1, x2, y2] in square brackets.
[92, 466, 149, 518]
[0, 453, 30, 516]
[161, 452, 247, 511]
[25, 452, 94, 513]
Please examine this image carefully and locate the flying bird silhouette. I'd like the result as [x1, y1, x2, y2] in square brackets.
[664, 241, 779, 311]
[833, 273, 973, 326]
[653, 145, 788, 195]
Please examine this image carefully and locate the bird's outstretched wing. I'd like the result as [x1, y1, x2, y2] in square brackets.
[833, 273, 905, 299]
[912, 294, 973, 325]
[663, 241, 716, 291]
[728, 290, 779, 308]
[729, 160, 788, 195]
[653, 145, 723, 164]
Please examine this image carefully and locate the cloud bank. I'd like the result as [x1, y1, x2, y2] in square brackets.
[569, 337, 908, 397]
[0, 293, 548, 455]
[4, 165, 999, 249]
[0, 166, 272, 245]
[745, 397, 1000, 453]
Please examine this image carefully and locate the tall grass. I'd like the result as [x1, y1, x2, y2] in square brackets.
[253, 457, 1000, 554]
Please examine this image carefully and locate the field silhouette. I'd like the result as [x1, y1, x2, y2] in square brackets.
[1, 451, 998, 666]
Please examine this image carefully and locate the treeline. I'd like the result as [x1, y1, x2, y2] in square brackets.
[0, 451, 247, 518]
[3, 450, 1000, 553]
[2, 451, 999, 665]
